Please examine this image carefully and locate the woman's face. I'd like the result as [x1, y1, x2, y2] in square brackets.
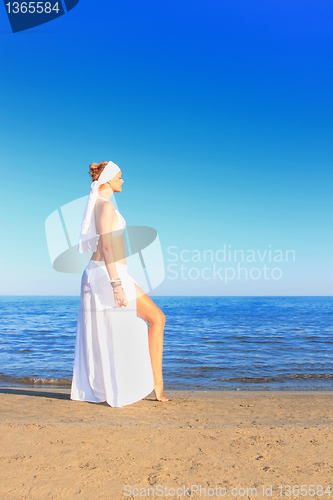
[110, 170, 124, 192]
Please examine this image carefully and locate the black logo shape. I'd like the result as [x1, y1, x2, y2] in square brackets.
[3, 0, 80, 33]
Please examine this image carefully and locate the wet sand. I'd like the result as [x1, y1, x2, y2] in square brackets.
[0, 387, 332, 499]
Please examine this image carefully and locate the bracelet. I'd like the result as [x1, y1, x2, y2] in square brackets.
[110, 279, 122, 289]
[114, 288, 123, 294]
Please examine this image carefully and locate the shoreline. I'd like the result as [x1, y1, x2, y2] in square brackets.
[1, 385, 333, 392]
[0, 384, 332, 393]
[1, 387, 332, 499]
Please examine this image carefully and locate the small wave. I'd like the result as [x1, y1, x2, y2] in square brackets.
[214, 373, 333, 382]
[0, 373, 71, 386]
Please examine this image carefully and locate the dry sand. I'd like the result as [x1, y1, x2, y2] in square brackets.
[0, 387, 332, 499]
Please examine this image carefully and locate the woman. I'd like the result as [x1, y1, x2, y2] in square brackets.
[70, 160, 169, 406]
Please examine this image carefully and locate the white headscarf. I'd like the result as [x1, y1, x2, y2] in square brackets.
[78, 160, 120, 254]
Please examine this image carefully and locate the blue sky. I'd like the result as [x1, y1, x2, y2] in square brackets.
[0, 0, 332, 295]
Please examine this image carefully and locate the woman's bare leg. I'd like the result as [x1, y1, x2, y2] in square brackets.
[134, 283, 169, 402]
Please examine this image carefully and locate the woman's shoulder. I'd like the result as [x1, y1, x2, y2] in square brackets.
[95, 199, 117, 225]
[97, 198, 116, 212]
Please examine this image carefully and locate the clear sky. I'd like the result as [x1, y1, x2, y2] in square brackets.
[1, 0, 332, 296]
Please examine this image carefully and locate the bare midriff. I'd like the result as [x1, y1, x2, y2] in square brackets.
[90, 234, 126, 266]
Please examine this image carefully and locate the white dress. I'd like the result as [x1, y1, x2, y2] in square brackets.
[70, 199, 154, 407]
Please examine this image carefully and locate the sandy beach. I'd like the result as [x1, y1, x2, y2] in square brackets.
[0, 388, 332, 499]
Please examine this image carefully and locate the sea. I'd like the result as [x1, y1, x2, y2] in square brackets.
[0, 296, 332, 391]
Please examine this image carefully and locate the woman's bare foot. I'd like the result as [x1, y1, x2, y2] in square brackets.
[154, 381, 169, 402]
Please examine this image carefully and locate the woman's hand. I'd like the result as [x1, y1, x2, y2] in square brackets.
[113, 286, 128, 307]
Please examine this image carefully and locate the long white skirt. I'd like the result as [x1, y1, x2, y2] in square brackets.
[70, 260, 154, 407]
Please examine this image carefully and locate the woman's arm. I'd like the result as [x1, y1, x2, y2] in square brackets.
[99, 203, 120, 282]
[99, 203, 127, 306]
